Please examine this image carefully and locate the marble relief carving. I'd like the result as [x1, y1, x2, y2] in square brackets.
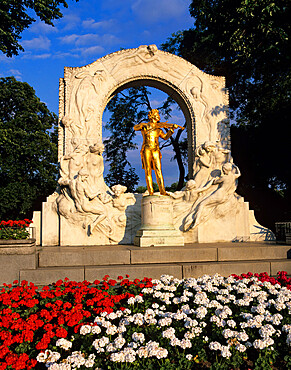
[56, 143, 138, 243]
[170, 141, 242, 233]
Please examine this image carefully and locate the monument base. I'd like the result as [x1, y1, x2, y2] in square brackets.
[134, 195, 184, 247]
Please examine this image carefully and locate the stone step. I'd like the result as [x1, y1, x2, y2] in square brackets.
[20, 266, 84, 286]
[20, 264, 182, 286]
[39, 245, 131, 268]
[38, 243, 290, 267]
[182, 259, 291, 278]
[19, 259, 291, 286]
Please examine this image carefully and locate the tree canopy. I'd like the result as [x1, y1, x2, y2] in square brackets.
[0, 0, 78, 57]
[0, 77, 58, 219]
[161, 0, 291, 228]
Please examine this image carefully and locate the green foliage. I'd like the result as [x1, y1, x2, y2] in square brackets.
[0, 77, 58, 219]
[0, 0, 78, 57]
[161, 0, 291, 228]
[135, 183, 159, 193]
[0, 227, 29, 240]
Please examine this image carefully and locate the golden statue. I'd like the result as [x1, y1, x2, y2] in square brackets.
[134, 109, 184, 196]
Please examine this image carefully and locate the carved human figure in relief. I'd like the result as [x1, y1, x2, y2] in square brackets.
[193, 141, 232, 187]
[86, 142, 111, 194]
[170, 179, 214, 203]
[193, 141, 216, 187]
[134, 109, 183, 196]
[58, 144, 88, 186]
[111, 185, 136, 212]
[184, 162, 241, 231]
[69, 169, 112, 234]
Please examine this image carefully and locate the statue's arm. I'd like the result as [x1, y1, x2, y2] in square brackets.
[233, 164, 241, 178]
[84, 187, 100, 200]
[199, 156, 212, 168]
[134, 122, 147, 131]
[197, 178, 215, 193]
[160, 128, 174, 140]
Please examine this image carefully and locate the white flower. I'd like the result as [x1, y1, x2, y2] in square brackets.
[114, 334, 126, 349]
[106, 324, 118, 335]
[180, 338, 192, 349]
[91, 325, 101, 335]
[194, 291, 209, 305]
[236, 332, 249, 342]
[127, 297, 135, 305]
[227, 319, 236, 328]
[132, 332, 145, 343]
[92, 336, 109, 349]
[220, 345, 232, 358]
[253, 339, 267, 350]
[106, 343, 116, 352]
[137, 346, 148, 358]
[110, 352, 125, 362]
[56, 338, 72, 350]
[195, 306, 208, 319]
[162, 327, 175, 339]
[47, 351, 61, 363]
[209, 341, 222, 351]
[84, 354, 95, 368]
[107, 312, 118, 320]
[36, 352, 48, 363]
[271, 313, 283, 325]
[236, 343, 247, 352]
[222, 329, 235, 339]
[156, 348, 168, 359]
[170, 337, 181, 346]
[158, 317, 172, 327]
[186, 354, 193, 360]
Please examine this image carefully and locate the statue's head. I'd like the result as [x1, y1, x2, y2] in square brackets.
[111, 184, 127, 197]
[78, 168, 89, 180]
[222, 162, 233, 174]
[148, 109, 160, 122]
[203, 141, 216, 152]
[89, 142, 104, 154]
[185, 179, 196, 190]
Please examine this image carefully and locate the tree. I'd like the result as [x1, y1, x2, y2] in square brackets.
[0, 0, 78, 57]
[161, 0, 291, 228]
[104, 86, 187, 192]
[0, 77, 58, 219]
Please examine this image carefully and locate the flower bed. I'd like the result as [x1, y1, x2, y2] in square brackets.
[0, 219, 33, 240]
[0, 272, 291, 369]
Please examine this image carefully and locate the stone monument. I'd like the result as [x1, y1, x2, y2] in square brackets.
[34, 45, 274, 247]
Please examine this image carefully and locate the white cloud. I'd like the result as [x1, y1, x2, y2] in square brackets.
[29, 21, 58, 34]
[82, 18, 116, 30]
[77, 45, 105, 57]
[21, 36, 51, 51]
[53, 51, 80, 59]
[75, 34, 101, 46]
[132, 0, 188, 23]
[21, 53, 52, 60]
[59, 33, 99, 46]
[58, 34, 79, 44]
[59, 33, 120, 47]
[7, 69, 22, 80]
[58, 12, 81, 31]
[0, 54, 14, 63]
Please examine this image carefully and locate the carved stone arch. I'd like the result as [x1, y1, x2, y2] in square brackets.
[58, 45, 230, 178]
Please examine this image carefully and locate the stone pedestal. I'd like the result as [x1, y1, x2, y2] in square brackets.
[134, 195, 184, 248]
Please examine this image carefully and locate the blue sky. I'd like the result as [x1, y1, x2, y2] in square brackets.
[0, 0, 194, 186]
